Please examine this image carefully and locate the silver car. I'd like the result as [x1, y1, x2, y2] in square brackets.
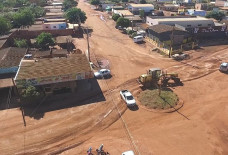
[94, 69, 111, 78]
[219, 62, 228, 72]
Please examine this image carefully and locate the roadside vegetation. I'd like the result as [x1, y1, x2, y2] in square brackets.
[138, 88, 179, 109]
[65, 8, 87, 26]
[90, 0, 100, 9]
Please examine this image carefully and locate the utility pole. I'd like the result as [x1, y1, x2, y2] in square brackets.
[170, 26, 174, 58]
[86, 27, 91, 62]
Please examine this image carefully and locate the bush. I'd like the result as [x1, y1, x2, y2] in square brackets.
[112, 14, 120, 21]
[14, 38, 28, 48]
[130, 32, 137, 38]
[21, 85, 44, 105]
[116, 17, 130, 28]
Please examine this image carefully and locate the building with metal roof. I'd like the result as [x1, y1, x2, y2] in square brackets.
[15, 54, 93, 89]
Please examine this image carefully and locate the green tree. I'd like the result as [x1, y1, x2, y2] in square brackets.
[14, 38, 28, 48]
[112, 14, 120, 21]
[13, 8, 35, 28]
[36, 32, 55, 49]
[0, 17, 12, 35]
[122, 0, 128, 2]
[206, 11, 225, 21]
[65, 8, 87, 25]
[21, 85, 42, 104]
[116, 17, 130, 28]
[63, 0, 78, 11]
[31, 6, 46, 18]
[29, 0, 46, 6]
[139, 10, 145, 18]
[90, 0, 100, 8]
[140, 0, 147, 4]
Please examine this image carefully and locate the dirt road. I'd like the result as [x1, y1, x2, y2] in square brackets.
[1, 0, 228, 155]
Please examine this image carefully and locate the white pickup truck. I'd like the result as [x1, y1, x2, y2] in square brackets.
[120, 90, 136, 107]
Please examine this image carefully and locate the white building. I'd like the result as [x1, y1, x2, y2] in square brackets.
[146, 16, 215, 28]
[128, 4, 154, 14]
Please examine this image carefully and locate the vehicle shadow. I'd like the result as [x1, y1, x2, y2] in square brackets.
[128, 105, 139, 111]
[96, 75, 113, 80]
[23, 78, 106, 120]
[136, 41, 146, 44]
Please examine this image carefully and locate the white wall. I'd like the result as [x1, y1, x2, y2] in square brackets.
[146, 16, 158, 26]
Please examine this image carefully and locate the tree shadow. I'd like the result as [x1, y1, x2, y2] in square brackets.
[23, 78, 106, 120]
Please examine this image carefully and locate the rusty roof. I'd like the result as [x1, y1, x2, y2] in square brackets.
[0, 47, 27, 68]
[15, 54, 91, 80]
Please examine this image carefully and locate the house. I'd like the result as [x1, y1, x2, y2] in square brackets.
[99, 2, 115, 10]
[187, 9, 207, 17]
[0, 47, 27, 77]
[124, 15, 143, 26]
[43, 18, 66, 23]
[115, 10, 134, 17]
[14, 54, 94, 94]
[146, 24, 193, 55]
[42, 22, 67, 30]
[215, 0, 226, 7]
[128, 4, 154, 14]
[159, 4, 179, 11]
[45, 12, 64, 18]
[146, 16, 215, 28]
[195, 3, 209, 10]
[112, 6, 125, 14]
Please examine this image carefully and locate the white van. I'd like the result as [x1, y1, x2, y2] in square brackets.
[133, 36, 143, 43]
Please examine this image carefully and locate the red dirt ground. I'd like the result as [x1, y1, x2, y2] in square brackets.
[1, 1, 228, 155]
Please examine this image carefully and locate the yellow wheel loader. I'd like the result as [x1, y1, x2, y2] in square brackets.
[138, 68, 181, 87]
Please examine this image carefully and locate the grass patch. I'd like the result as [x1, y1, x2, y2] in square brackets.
[138, 88, 179, 110]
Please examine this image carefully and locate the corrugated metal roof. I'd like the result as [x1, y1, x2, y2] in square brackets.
[15, 54, 91, 80]
[0, 47, 27, 68]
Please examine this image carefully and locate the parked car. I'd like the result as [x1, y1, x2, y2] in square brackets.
[120, 90, 136, 107]
[219, 62, 228, 72]
[133, 35, 144, 43]
[94, 69, 111, 78]
[172, 53, 190, 61]
[137, 30, 146, 37]
[122, 150, 135, 155]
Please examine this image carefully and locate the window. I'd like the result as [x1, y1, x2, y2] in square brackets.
[46, 26, 48, 28]
[61, 26, 64, 28]
[198, 24, 202, 27]
[53, 26, 57, 28]
[187, 25, 191, 27]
